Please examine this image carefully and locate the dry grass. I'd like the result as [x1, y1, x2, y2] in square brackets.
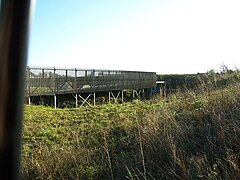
[21, 71, 240, 179]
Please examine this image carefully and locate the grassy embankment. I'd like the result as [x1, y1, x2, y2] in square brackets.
[22, 71, 240, 179]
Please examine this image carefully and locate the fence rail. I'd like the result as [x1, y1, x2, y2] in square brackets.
[25, 67, 157, 96]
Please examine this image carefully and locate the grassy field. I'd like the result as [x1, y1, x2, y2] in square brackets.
[21, 71, 240, 179]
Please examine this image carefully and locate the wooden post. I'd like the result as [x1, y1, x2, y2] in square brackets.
[93, 92, 96, 106]
[75, 94, 78, 108]
[54, 95, 57, 109]
[28, 97, 31, 106]
[121, 91, 124, 102]
[108, 91, 111, 104]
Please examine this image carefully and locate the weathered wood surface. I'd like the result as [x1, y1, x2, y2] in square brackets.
[25, 67, 157, 96]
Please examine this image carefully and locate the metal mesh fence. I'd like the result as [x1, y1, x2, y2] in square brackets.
[25, 67, 157, 96]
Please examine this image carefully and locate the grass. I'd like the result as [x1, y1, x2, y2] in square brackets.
[21, 71, 240, 179]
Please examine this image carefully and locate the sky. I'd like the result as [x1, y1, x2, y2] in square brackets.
[28, 0, 240, 74]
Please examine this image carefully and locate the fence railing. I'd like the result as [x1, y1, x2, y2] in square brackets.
[25, 67, 157, 96]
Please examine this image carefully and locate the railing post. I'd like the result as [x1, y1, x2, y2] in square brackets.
[53, 68, 56, 93]
[74, 68, 77, 91]
[92, 69, 95, 91]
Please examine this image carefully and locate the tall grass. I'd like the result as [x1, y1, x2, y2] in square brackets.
[21, 71, 240, 179]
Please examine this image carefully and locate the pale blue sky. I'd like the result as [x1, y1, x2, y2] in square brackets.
[28, 0, 240, 74]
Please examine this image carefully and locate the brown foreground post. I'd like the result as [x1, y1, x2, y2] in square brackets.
[0, 0, 31, 179]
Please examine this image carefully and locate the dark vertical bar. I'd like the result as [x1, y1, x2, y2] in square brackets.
[0, 0, 31, 179]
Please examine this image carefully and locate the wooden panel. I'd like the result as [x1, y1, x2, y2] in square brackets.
[25, 67, 157, 96]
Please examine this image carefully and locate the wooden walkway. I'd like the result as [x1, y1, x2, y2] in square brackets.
[25, 67, 157, 107]
[25, 67, 157, 96]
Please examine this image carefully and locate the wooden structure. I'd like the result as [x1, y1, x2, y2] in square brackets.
[25, 67, 157, 108]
